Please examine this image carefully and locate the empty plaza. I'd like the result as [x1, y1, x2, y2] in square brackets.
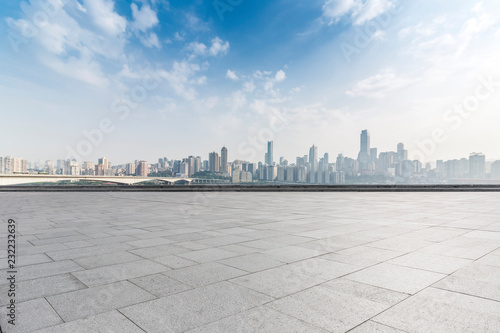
[0, 191, 499, 332]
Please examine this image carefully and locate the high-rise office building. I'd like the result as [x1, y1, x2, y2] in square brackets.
[397, 143, 408, 162]
[136, 161, 149, 177]
[267, 165, 276, 181]
[221, 147, 228, 173]
[469, 153, 486, 179]
[357, 130, 371, 170]
[194, 156, 201, 174]
[286, 165, 295, 182]
[209, 152, 220, 172]
[266, 141, 274, 165]
[82, 161, 95, 175]
[98, 157, 110, 169]
[309, 145, 318, 171]
[491, 161, 500, 179]
[125, 163, 136, 175]
[1, 156, 28, 174]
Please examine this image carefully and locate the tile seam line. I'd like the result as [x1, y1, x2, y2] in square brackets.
[348, 257, 489, 332]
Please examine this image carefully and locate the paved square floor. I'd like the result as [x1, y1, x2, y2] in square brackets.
[0, 192, 499, 332]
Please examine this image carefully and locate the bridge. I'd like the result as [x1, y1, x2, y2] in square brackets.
[0, 174, 229, 186]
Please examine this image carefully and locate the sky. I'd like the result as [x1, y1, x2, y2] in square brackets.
[1, 0, 500, 165]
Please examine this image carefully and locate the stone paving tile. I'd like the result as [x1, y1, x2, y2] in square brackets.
[164, 262, 247, 287]
[177, 247, 241, 263]
[373, 287, 500, 333]
[366, 235, 435, 253]
[321, 245, 405, 267]
[46, 243, 133, 261]
[322, 278, 409, 306]
[33, 310, 144, 333]
[18, 243, 68, 256]
[348, 321, 407, 333]
[185, 306, 329, 333]
[197, 235, 253, 246]
[283, 257, 361, 280]
[62, 240, 94, 248]
[120, 281, 273, 333]
[0, 298, 63, 333]
[130, 273, 192, 297]
[152, 254, 198, 269]
[231, 266, 324, 298]
[29, 234, 90, 246]
[240, 239, 288, 250]
[88, 235, 138, 245]
[46, 281, 155, 322]
[432, 262, 500, 301]
[72, 259, 169, 286]
[128, 244, 189, 259]
[386, 251, 472, 274]
[218, 243, 260, 255]
[0, 253, 53, 270]
[0, 273, 87, 305]
[296, 235, 377, 252]
[344, 262, 446, 294]
[218, 253, 286, 272]
[73, 251, 142, 269]
[127, 237, 176, 248]
[261, 245, 327, 263]
[419, 236, 499, 260]
[0, 260, 83, 282]
[475, 252, 500, 267]
[267, 284, 390, 333]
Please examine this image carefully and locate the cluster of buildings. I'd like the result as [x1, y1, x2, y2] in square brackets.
[0, 156, 28, 174]
[1, 130, 498, 184]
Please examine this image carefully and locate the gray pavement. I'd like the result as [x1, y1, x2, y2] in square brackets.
[0, 192, 499, 332]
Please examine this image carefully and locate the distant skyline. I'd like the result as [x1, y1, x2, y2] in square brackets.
[2, 0, 500, 164]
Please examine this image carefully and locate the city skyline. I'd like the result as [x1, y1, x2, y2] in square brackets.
[1, 1, 500, 163]
[1, 129, 496, 167]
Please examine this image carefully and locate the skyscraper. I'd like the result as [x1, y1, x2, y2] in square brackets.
[209, 152, 220, 172]
[397, 143, 408, 162]
[357, 130, 371, 170]
[266, 141, 274, 165]
[469, 153, 486, 179]
[309, 145, 318, 171]
[220, 147, 228, 173]
[98, 157, 110, 169]
[136, 161, 149, 177]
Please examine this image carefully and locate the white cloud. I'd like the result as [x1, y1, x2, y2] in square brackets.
[173, 32, 185, 41]
[140, 32, 160, 48]
[322, 0, 395, 26]
[226, 91, 247, 111]
[131, 3, 159, 32]
[83, 0, 126, 36]
[44, 55, 109, 88]
[188, 37, 229, 57]
[353, 0, 394, 25]
[243, 81, 255, 93]
[226, 70, 239, 80]
[275, 70, 286, 82]
[188, 41, 208, 56]
[209, 37, 230, 56]
[346, 69, 414, 98]
[159, 61, 203, 100]
[322, 0, 357, 25]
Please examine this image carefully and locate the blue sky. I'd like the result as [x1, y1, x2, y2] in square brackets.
[1, 0, 500, 164]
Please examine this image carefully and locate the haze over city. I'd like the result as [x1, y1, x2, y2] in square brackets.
[1, 0, 500, 164]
